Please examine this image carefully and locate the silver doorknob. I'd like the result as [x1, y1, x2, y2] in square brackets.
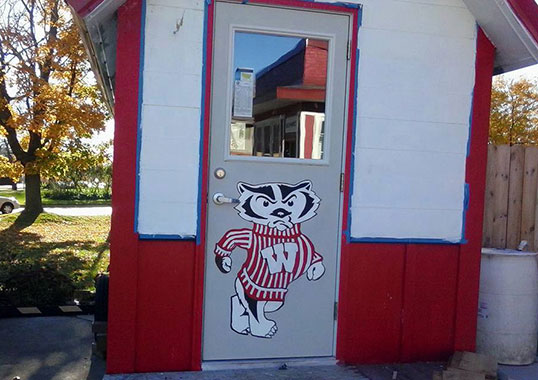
[213, 193, 240, 205]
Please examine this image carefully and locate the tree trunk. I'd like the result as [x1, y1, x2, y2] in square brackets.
[24, 172, 43, 215]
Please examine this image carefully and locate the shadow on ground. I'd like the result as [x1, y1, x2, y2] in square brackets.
[0, 212, 109, 297]
[0, 316, 105, 380]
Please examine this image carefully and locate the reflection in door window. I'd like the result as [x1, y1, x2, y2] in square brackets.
[230, 32, 328, 160]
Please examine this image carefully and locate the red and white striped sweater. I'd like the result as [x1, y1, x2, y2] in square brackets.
[215, 224, 322, 302]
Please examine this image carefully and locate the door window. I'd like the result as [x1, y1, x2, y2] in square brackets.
[230, 32, 329, 160]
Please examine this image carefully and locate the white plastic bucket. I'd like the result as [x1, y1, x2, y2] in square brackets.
[476, 248, 538, 365]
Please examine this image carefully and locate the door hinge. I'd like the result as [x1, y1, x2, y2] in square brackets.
[334, 301, 338, 321]
[340, 173, 345, 192]
[347, 40, 351, 61]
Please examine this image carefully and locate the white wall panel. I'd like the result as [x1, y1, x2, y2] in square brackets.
[346, 0, 477, 241]
[138, 201, 198, 236]
[361, 0, 475, 38]
[353, 149, 466, 210]
[357, 117, 469, 154]
[137, 0, 204, 237]
[350, 208, 464, 242]
[139, 167, 199, 204]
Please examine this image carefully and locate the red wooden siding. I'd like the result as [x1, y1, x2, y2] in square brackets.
[336, 244, 406, 363]
[107, 0, 198, 373]
[453, 28, 495, 351]
[106, 0, 142, 373]
[336, 28, 495, 364]
[135, 241, 196, 371]
[400, 245, 459, 361]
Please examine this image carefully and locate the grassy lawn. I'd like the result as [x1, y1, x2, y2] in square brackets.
[0, 213, 110, 306]
[0, 189, 111, 206]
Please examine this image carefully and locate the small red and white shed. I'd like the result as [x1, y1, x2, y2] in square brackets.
[69, 0, 538, 374]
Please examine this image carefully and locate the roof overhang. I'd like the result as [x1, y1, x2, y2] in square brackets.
[67, 0, 126, 113]
[463, 0, 538, 74]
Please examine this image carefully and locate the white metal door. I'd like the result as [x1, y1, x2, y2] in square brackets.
[203, 1, 350, 360]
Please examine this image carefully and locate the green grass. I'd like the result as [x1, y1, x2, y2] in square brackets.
[0, 213, 110, 305]
[0, 189, 111, 206]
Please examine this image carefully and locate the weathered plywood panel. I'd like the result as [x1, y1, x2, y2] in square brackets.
[491, 145, 510, 248]
[482, 145, 538, 250]
[522, 147, 538, 251]
[482, 145, 496, 247]
[506, 145, 524, 249]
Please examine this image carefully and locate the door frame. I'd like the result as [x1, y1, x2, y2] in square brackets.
[192, 0, 360, 369]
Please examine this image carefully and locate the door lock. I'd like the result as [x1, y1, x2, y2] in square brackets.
[213, 193, 240, 205]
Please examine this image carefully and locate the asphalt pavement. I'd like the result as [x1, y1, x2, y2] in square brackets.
[0, 316, 105, 380]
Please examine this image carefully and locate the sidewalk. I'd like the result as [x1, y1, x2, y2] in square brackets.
[104, 361, 538, 380]
[104, 362, 444, 380]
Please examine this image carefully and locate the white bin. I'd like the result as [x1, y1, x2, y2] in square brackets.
[476, 248, 538, 365]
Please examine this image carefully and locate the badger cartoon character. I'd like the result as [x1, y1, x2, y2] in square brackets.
[214, 180, 325, 339]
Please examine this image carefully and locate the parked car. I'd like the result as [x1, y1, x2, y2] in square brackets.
[0, 196, 20, 214]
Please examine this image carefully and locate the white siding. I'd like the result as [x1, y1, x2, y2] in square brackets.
[137, 0, 477, 241]
[137, 0, 205, 236]
[347, 0, 476, 241]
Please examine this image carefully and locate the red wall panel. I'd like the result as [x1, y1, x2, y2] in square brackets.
[336, 244, 406, 363]
[453, 28, 495, 351]
[108, 0, 199, 373]
[107, 0, 142, 373]
[401, 245, 459, 361]
[135, 241, 196, 372]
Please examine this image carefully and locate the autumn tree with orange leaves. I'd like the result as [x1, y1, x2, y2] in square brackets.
[0, 0, 107, 215]
[489, 77, 538, 146]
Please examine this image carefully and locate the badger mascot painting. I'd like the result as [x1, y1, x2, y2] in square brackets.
[214, 180, 325, 339]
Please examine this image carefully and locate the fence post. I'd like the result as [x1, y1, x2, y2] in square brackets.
[521, 147, 538, 251]
[506, 145, 525, 249]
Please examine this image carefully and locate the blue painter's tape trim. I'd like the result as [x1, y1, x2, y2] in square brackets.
[466, 89, 474, 157]
[460, 182, 470, 244]
[195, 0, 210, 245]
[345, 8, 362, 243]
[466, 24, 479, 158]
[350, 237, 465, 245]
[328, 1, 361, 9]
[139, 234, 196, 241]
[134, 0, 147, 234]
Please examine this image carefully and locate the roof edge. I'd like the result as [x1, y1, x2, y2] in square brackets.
[506, 0, 538, 46]
[67, 0, 107, 18]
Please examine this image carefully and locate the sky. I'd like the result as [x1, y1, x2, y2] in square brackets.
[234, 32, 302, 74]
[500, 64, 538, 81]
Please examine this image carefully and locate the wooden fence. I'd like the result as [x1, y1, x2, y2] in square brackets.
[483, 144, 538, 250]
